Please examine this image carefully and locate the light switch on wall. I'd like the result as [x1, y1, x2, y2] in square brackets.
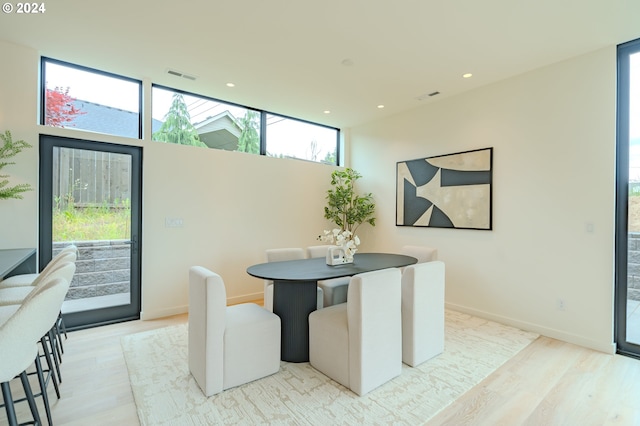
[165, 217, 184, 228]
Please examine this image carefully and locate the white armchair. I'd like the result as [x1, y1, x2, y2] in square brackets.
[188, 266, 281, 397]
[401, 261, 445, 367]
[309, 268, 402, 396]
[307, 245, 350, 307]
[264, 248, 323, 311]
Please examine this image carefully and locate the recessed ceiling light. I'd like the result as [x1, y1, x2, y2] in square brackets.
[324, 110, 331, 114]
[377, 105, 385, 109]
[341, 59, 354, 66]
[226, 82, 235, 87]
[463, 73, 473, 78]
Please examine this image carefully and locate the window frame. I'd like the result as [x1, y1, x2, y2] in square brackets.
[264, 112, 341, 165]
[615, 37, 640, 358]
[40, 57, 143, 139]
[39, 57, 341, 165]
[151, 84, 340, 165]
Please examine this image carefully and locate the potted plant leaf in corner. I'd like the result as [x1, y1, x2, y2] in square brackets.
[0, 130, 34, 200]
[319, 168, 376, 264]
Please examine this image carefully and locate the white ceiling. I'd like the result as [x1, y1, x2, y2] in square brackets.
[1, 0, 639, 129]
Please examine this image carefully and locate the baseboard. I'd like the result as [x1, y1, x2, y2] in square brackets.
[445, 302, 616, 355]
[227, 291, 264, 306]
[141, 305, 188, 321]
[140, 292, 265, 321]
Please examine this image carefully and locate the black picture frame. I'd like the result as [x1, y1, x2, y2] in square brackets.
[396, 147, 493, 230]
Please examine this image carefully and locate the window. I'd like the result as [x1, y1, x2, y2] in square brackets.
[152, 85, 260, 153]
[40, 58, 340, 165]
[41, 58, 142, 138]
[266, 114, 339, 164]
[616, 38, 640, 358]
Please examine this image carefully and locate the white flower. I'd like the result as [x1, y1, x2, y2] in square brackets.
[318, 228, 360, 262]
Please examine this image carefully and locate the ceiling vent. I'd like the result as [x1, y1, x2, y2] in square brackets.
[416, 91, 440, 101]
[166, 69, 197, 81]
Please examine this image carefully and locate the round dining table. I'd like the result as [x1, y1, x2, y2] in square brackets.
[247, 252, 417, 362]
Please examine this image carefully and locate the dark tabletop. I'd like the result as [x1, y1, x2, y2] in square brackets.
[0, 248, 36, 279]
[247, 252, 417, 282]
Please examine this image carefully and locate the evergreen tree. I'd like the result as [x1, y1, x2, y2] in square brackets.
[237, 110, 260, 153]
[152, 94, 206, 147]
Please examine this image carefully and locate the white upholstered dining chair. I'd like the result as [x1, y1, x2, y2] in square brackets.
[188, 266, 281, 397]
[401, 261, 445, 367]
[401, 245, 438, 264]
[309, 267, 402, 396]
[306, 245, 351, 307]
[264, 247, 323, 311]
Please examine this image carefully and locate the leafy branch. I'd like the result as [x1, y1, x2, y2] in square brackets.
[0, 130, 34, 200]
[323, 168, 376, 236]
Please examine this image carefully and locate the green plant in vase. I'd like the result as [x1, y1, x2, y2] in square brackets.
[319, 168, 375, 262]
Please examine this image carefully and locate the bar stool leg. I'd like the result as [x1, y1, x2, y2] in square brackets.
[1, 381, 18, 426]
[35, 355, 53, 426]
[48, 329, 62, 383]
[19, 370, 42, 426]
[40, 336, 60, 398]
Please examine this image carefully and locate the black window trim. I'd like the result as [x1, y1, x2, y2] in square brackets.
[152, 83, 341, 165]
[39, 57, 341, 165]
[41, 57, 144, 139]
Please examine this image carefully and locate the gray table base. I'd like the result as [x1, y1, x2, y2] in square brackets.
[272, 280, 318, 363]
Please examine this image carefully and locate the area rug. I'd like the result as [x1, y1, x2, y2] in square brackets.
[121, 310, 538, 425]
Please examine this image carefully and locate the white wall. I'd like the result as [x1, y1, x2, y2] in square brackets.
[0, 41, 39, 247]
[0, 40, 340, 319]
[0, 39, 619, 353]
[350, 47, 617, 353]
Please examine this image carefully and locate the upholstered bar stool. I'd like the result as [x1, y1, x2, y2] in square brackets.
[1, 276, 70, 426]
[0, 244, 77, 288]
[0, 261, 76, 394]
[0, 253, 78, 362]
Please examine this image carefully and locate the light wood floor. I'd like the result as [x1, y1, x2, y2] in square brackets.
[10, 311, 640, 425]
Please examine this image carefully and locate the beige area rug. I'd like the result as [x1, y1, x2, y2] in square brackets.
[121, 310, 538, 425]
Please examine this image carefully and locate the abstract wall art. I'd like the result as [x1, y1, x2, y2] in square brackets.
[396, 147, 493, 230]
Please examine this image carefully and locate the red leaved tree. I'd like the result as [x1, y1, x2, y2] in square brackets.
[45, 86, 85, 127]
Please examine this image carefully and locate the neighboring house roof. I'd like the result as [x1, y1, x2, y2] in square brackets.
[194, 111, 242, 151]
[64, 100, 163, 138]
[63, 100, 240, 150]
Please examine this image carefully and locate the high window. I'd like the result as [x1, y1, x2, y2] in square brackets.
[41, 58, 142, 138]
[151, 85, 260, 153]
[40, 58, 340, 165]
[266, 114, 339, 164]
[152, 86, 340, 164]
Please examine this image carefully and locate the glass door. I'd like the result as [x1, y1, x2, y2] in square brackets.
[616, 39, 640, 357]
[39, 134, 142, 330]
